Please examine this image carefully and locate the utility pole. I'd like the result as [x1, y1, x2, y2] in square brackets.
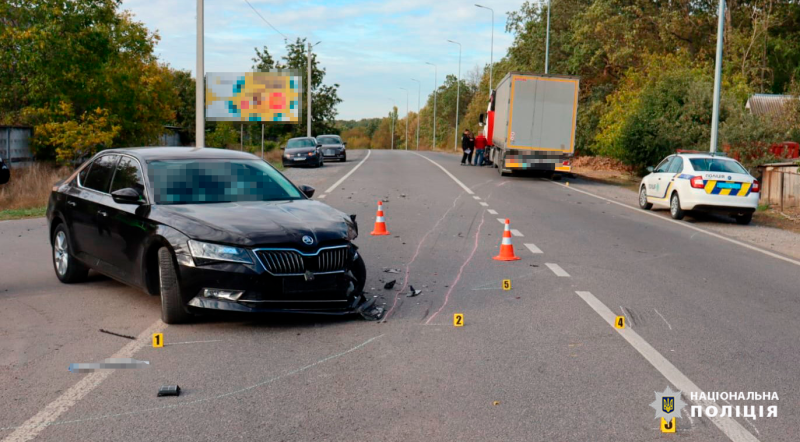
[307, 42, 312, 138]
[425, 62, 437, 150]
[411, 78, 420, 150]
[261, 123, 264, 158]
[475, 4, 494, 91]
[387, 99, 396, 150]
[710, 0, 726, 153]
[545, 0, 551, 74]
[195, 0, 204, 147]
[448, 40, 462, 152]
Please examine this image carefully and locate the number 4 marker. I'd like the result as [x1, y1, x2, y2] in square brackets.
[614, 316, 625, 329]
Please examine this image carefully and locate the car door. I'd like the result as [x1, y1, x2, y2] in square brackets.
[70, 154, 119, 269]
[105, 156, 152, 285]
[648, 156, 678, 201]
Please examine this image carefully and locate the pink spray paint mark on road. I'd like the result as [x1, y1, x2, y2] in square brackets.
[381, 194, 463, 322]
[425, 210, 486, 325]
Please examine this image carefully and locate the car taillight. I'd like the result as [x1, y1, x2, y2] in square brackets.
[752, 179, 760, 193]
[690, 176, 705, 188]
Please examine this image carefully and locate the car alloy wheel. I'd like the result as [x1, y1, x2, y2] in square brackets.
[639, 187, 652, 210]
[670, 193, 685, 220]
[54, 231, 69, 277]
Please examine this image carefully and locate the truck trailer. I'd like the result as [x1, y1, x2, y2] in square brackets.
[481, 72, 580, 178]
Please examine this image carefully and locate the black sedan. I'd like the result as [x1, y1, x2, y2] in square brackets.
[281, 137, 324, 168]
[47, 147, 367, 324]
[316, 135, 347, 162]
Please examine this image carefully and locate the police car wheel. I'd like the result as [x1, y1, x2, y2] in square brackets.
[670, 193, 685, 220]
[734, 213, 753, 225]
[639, 187, 653, 210]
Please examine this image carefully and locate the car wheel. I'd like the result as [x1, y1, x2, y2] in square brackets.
[670, 193, 685, 220]
[158, 247, 191, 324]
[639, 187, 653, 210]
[340, 155, 346, 162]
[52, 224, 89, 283]
[319, 158, 324, 167]
[735, 213, 753, 225]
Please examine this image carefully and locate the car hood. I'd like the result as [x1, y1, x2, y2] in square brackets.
[150, 200, 355, 248]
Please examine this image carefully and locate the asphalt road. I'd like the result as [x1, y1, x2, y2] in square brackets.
[1, 149, 798, 441]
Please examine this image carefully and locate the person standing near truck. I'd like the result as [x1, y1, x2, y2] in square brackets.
[460, 129, 474, 165]
[473, 132, 487, 166]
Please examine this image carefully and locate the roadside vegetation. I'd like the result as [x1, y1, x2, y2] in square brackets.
[0, 163, 71, 220]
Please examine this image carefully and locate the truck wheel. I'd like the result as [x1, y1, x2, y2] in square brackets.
[158, 247, 192, 324]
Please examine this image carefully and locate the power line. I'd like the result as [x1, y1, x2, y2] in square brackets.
[242, 0, 289, 41]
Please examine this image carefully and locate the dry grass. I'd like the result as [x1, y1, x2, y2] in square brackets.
[0, 163, 72, 213]
[255, 149, 286, 170]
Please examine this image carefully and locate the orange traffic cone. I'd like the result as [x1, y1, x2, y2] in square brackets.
[370, 201, 390, 235]
[493, 218, 521, 261]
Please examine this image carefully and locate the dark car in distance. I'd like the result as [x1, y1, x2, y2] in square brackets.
[47, 147, 367, 324]
[316, 135, 347, 162]
[282, 137, 324, 168]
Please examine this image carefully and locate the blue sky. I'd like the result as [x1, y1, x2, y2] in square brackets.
[121, 0, 523, 120]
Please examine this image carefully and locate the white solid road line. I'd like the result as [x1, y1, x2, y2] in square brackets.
[2, 320, 166, 442]
[545, 263, 570, 277]
[510, 229, 524, 237]
[487, 209, 498, 215]
[411, 152, 474, 195]
[479, 202, 489, 207]
[548, 180, 800, 269]
[524, 243, 543, 254]
[575, 291, 760, 442]
[324, 149, 372, 194]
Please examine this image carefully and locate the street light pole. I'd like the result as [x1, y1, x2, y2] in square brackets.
[710, 0, 726, 153]
[447, 39, 462, 152]
[399, 87, 409, 150]
[425, 62, 437, 150]
[196, 0, 204, 147]
[307, 41, 321, 138]
[545, 0, 551, 74]
[411, 78, 420, 150]
[387, 98, 395, 150]
[475, 4, 494, 91]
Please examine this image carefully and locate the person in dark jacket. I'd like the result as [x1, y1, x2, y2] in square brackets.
[460, 130, 474, 165]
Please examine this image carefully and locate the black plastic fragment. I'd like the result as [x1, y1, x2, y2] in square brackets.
[384, 280, 396, 289]
[158, 385, 181, 397]
[99, 329, 136, 340]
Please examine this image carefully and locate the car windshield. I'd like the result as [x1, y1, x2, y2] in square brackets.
[316, 136, 341, 145]
[148, 159, 303, 204]
[689, 158, 748, 174]
[286, 138, 316, 149]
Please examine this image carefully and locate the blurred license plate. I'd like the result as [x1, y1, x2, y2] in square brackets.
[717, 182, 741, 189]
[325, 150, 335, 155]
[293, 157, 305, 161]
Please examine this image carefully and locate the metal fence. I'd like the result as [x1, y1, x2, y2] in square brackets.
[759, 163, 800, 210]
[0, 126, 34, 165]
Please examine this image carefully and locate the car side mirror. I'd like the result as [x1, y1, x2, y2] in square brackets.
[112, 188, 144, 205]
[316, 144, 323, 148]
[299, 185, 315, 198]
[280, 146, 285, 150]
[343, 142, 347, 146]
[478, 113, 485, 126]
[646, 166, 654, 173]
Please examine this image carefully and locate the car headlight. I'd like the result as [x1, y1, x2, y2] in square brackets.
[188, 240, 253, 264]
[285, 154, 291, 159]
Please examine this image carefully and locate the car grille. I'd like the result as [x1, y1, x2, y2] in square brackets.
[256, 247, 348, 275]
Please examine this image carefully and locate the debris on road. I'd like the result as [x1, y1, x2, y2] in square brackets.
[69, 358, 150, 373]
[357, 297, 384, 321]
[157, 385, 181, 397]
[383, 268, 401, 274]
[384, 280, 396, 289]
[493, 401, 501, 406]
[407, 285, 422, 297]
[98, 329, 136, 340]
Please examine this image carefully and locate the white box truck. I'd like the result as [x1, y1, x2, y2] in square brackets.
[481, 72, 580, 178]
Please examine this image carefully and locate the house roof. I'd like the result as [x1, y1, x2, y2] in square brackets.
[745, 94, 796, 116]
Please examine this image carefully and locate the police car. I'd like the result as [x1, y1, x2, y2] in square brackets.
[638, 152, 760, 224]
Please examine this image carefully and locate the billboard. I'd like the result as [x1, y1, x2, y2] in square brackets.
[206, 71, 302, 123]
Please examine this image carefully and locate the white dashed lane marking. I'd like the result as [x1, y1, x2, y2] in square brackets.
[524, 243, 543, 254]
[545, 263, 570, 277]
[510, 229, 524, 237]
[496, 218, 506, 224]
[473, 196, 481, 200]
[487, 209, 498, 215]
[479, 202, 489, 207]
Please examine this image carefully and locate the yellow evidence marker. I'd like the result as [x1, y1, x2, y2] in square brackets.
[614, 316, 625, 329]
[661, 417, 676, 433]
[453, 313, 464, 327]
[152, 333, 164, 348]
[502, 279, 511, 291]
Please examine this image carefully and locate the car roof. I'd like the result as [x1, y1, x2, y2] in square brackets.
[675, 153, 733, 159]
[288, 136, 316, 141]
[99, 147, 259, 162]
[317, 134, 341, 138]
